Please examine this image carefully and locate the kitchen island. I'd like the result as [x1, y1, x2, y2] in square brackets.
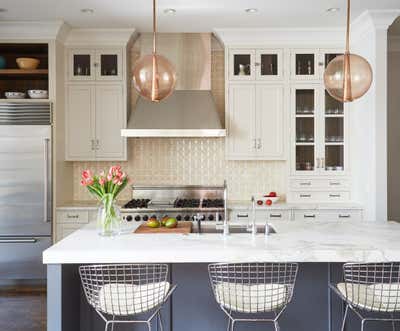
[44, 221, 400, 331]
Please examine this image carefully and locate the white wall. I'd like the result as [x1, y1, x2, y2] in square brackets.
[350, 11, 399, 221]
[388, 24, 400, 221]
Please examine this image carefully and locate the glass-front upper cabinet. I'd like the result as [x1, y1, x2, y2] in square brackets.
[255, 49, 283, 80]
[229, 49, 283, 81]
[95, 48, 123, 81]
[291, 50, 318, 80]
[293, 86, 318, 174]
[68, 49, 95, 81]
[322, 90, 346, 173]
[68, 48, 123, 81]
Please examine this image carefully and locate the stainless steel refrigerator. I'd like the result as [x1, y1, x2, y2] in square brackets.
[0, 102, 52, 280]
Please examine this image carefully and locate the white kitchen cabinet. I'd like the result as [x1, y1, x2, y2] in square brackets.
[66, 84, 127, 161]
[56, 209, 96, 242]
[291, 49, 319, 80]
[227, 84, 285, 160]
[66, 85, 95, 160]
[68, 48, 123, 81]
[95, 85, 126, 159]
[229, 48, 283, 81]
[293, 209, 362, 222]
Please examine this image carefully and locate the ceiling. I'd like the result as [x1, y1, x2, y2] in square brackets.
[0, 0, 399, 32]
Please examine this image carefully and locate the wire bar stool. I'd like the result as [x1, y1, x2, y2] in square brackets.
[79, 264, 176, 331]
[208, 262, 299, 331]
[330, 262, 400, 331]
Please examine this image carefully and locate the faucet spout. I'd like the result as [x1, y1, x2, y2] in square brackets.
[251, 196, 257, 236]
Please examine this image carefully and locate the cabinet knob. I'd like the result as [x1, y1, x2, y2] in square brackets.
[257, 138, 262, 149]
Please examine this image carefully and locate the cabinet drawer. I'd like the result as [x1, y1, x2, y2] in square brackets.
[318, 210, 363, 221]
[290, 178, 349, 190]
[289, 191, 350, 202]
[229, 210, 250, 222]
[294, 210, 319, 221]
[256, 210, 291, 221]
[57, 210, 89, 224]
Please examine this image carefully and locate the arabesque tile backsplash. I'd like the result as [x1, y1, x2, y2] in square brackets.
[72, 37, 287, 201]
[73, 138, 286, 201]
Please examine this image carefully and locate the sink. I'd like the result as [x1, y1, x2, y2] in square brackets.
[191, 224, 277, 234]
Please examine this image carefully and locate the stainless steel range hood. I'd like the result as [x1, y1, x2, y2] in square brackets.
[121, 33, 226, 138]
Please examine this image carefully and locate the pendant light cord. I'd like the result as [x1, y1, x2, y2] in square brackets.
[153, 0, 157, 54]
[345, 0, 350, 54]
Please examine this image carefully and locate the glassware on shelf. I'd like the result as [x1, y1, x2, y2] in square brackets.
[307, 60, 312, 75]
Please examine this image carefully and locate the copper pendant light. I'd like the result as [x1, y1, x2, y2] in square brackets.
[324, 0, 373, 102]
[132, 0, 176, 102]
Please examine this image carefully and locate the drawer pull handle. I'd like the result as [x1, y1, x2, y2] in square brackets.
[300, 182, 311, 186]
[329, 194, 341, 198]
[329, 182, 340, 186]
[339, 214, 351, 218]
[67, 214, 79, 219]
[237, 214, 249, 218]
[270, 214, 282, 218]
[304, 214, 316, 218]
[300, 194, 311, 198]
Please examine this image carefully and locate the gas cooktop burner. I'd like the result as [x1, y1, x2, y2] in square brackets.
[123, 199, 150, 209]
[201, 199, 224, 208]
[174, 198, 201, 208]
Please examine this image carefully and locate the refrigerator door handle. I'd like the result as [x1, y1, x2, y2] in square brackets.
[44, 138, 51, 223]
[0, 237, 38, 244]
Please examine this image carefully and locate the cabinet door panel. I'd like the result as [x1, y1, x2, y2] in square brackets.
[256, 49, 283, 80]
[256, 85, 285, 159]
[66, 85, 95, 160]
[68, 49, 95, 81]
[95, 85, 126, 160]
[95, 48, 123, 81]
[229, 49, 255, 81]
[227, 85, 256, 158]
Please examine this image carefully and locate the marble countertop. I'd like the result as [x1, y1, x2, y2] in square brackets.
[57, 200, 363, 211]
[43, 220, 400, 264]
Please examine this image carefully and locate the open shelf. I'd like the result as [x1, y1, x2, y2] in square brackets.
[0, 69, 48, 76]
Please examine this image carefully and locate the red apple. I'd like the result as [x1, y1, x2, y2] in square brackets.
[266, 199, 273, 206]
[257, 200, 263, 206]
[268, 191, 277, 197]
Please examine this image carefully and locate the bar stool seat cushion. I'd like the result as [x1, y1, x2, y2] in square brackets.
[337, 282, 400, 312]
[98, 281, 170, 315]
[215, 282, 288, 313]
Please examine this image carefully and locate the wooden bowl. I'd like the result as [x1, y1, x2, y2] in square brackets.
[16, 57, 40, 70]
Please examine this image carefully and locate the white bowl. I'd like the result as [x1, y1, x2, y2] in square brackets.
[5, 92, 26, 99]
[28, 90, 48, 99]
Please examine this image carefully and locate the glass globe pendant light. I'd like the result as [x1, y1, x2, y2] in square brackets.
[132, 0, 176, 102]
[324, 0, 373, 102]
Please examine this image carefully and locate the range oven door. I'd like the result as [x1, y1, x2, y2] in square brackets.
[0, 236, 51, 279]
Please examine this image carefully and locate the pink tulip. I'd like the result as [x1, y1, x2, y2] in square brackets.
[82, 170, 93, 180]
[99, 177, 106, 185]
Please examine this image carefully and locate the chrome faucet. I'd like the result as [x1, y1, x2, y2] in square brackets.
[193, 213, 205, 234]
[251, 196, 257, 236]
[222, 181, 229, 236]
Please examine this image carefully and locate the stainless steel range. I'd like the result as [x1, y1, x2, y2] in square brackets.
[121, 183, 227, 225]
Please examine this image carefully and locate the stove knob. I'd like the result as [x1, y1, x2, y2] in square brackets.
[218, 214, 223, 221]
[134, 215, 141, 222]
[151, 215, 157, 219]
[184, 215, 191, 221]
[126, 215, 133, 222]
[176, 215, 182, 221]
[208, 214, 214, 221]
[142, 215, 149, 222]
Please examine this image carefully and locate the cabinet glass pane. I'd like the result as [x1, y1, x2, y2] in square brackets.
[325, 117, 344, 143]
[325, 146, 344, 171]
[73, 54, 91, 76]
[296, 89, 315, 114]
[100, 54, 118, 76]
[296, 54, 314, 75]
[325, 91, 343, 114]
[260, 54, 278, 76]
[233, 54, 251, 76]
[296, 146, 314, 171]
[296, 118, 314, 142]
[325, 53, 342, 68]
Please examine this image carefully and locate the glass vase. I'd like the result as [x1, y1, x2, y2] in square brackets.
[97, 193, 121, 237]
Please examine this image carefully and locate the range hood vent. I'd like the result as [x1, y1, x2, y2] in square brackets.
[121, 33, 226, 138]
[121, 91, 225, 137]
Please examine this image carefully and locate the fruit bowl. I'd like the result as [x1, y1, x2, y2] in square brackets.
[256, 194, 280, 206]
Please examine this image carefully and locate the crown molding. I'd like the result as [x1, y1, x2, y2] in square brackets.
[213, 27, 344, 46]
[0, 21, 66, 40]
[352, 10, 400, 39]
[64, 28, 136, 46]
